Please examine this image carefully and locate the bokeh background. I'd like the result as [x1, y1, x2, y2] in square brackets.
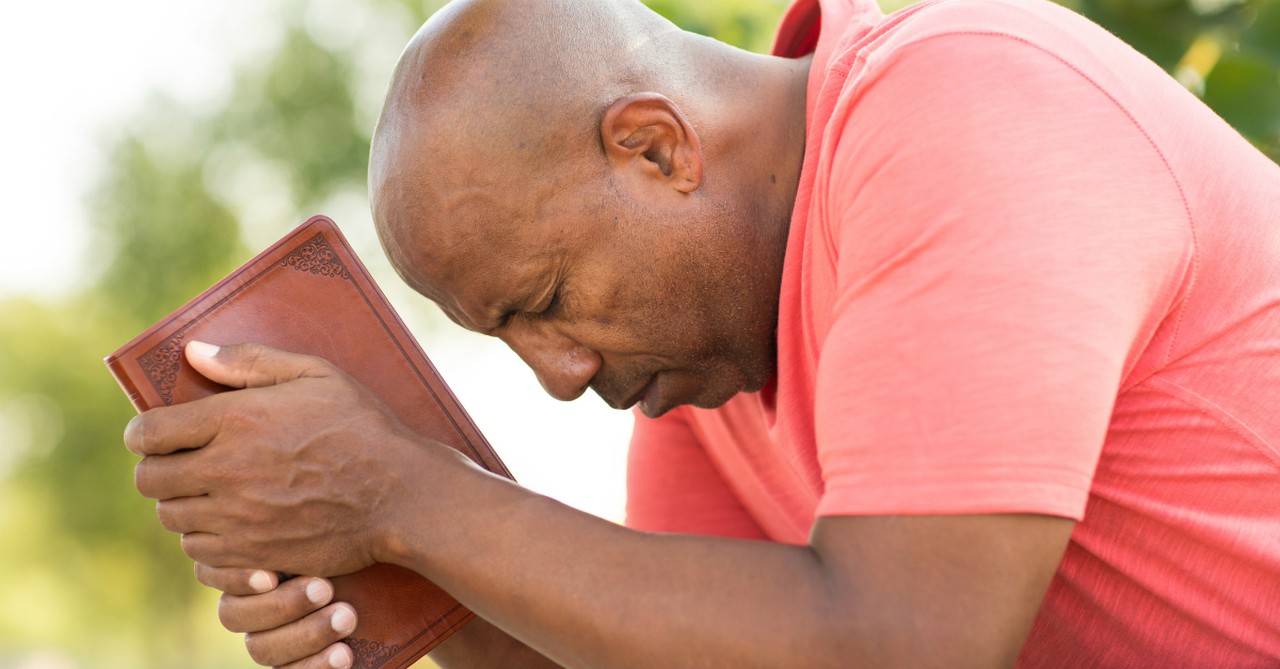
[0, 0, 1276, 667]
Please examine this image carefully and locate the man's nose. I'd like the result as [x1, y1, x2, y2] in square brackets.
[502, 327, 602, 402]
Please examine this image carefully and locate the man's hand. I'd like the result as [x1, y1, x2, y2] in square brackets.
[198, 564, 565, 669]
[126, 341, 421, 575]
[195, 565, 359, 669]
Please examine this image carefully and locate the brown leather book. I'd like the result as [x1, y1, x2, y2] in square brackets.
[105, 214, 509, 669]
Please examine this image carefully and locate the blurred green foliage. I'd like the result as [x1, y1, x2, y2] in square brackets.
[0, 0, 1275, 667]
[1072, 0, 1280, 156]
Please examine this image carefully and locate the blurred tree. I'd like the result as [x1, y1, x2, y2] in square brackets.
[645, 0, 790, 52]
[218, 27, 368, 208]
[0, 0, 1274, 668]
[1068, 0, 1280, 160]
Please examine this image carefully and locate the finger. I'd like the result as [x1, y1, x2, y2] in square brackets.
[136, 452, 210, 500]
[243, 603, 358, 667]
[185, 341, 334, 390]
[180, 531, 231, 566]
[154, 495, 217, 533]
[219, 576, 335, 633]
[124, 403, 222, 457]
[277, 642, 354, 669]
[195, 564, 279, 596]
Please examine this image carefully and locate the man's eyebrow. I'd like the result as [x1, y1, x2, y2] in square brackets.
[492, 281, 549, 326]
[469, 296, 520, 334]
[430, 293, 493, 333]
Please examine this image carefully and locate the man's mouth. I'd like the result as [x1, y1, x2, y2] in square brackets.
[611, 375, 656, 411]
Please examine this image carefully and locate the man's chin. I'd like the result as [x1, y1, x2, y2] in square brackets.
[637, 399, 673, 419]
[641, 380, 742, 418]
[598, 366, 752, 418]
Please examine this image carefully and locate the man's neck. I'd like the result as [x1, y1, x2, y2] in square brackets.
[718, 48, 812, 254]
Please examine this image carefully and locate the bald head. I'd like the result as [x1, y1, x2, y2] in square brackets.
[369, 0, 724, 290]
[366, 0, 811, 413]
[379, 0, 668, 159]
[374, 4, 668, 208]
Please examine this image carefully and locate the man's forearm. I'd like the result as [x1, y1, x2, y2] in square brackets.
[386, 448, 879, 669]
[431, 616, 563, 669]
[382, 442, 1067, 669]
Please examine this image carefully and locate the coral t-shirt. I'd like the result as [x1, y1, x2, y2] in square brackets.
[626, 0, 1280, 664]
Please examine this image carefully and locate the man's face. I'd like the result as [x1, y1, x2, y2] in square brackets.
[379, 170, 779, 419]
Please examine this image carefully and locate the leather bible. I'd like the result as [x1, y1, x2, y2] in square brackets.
[105, 214, 510, 669]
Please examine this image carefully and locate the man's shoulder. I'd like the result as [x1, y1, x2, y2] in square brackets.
[842, 0, 1130, 82]
[867, 0, 1096, 50]
[818, 0, 1175, 145]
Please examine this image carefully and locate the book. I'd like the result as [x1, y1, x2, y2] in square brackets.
[105, 214, 511, 669]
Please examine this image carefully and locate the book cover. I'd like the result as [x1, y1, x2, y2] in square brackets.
[105, 214, 510, 669]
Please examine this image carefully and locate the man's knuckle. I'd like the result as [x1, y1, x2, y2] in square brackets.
[179, 533, 206, 561]
[245, 632, 287, 667]
[227, 341, 256, 358]
[274, 582, 308, 619]
[243, 343, 266, 367]
[155, 501, 175, 532]
[217, 597, 238, 630]
[311, 355, 338, 376]
[134, 459, 163, 499]
[133, 461, 148, 495]
[243, 633, 271, 665]
[194, 563, 226, 590]
[124, 414, 150, 453]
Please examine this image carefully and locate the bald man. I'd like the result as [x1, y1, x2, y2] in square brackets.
[126, 0, 1280, 667]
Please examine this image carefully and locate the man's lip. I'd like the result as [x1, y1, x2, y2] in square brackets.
[615, 375, 655, 411]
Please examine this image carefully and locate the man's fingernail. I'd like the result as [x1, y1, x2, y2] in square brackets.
[331, 605, 357, 635]
[248, 570, 274, 593]
[328, 645, 352, 669]
[306, 578, 333, 605]
[186, 340, 220, 359]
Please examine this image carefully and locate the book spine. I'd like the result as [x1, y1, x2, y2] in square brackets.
[103, 355, 155, 414]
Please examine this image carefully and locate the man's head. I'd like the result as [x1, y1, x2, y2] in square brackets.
[370, 0, 808, 417]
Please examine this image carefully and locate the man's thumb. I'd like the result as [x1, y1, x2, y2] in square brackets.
[184, 341, 328, 389]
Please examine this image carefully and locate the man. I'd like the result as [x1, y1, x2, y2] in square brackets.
[125, 0, 1280, 666]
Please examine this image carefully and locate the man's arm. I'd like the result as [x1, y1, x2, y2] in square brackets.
[130, 343, 1070, 669]
[377, 447, 1071, 669]
[204, 401, 774, 669]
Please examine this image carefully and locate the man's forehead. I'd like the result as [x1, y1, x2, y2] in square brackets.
[390, 208, 560, 330]
[438, 252, 557, 332]
[376, 136, 520, 269]
[389, 185, 537, 268]
[370, 96, 580, 331]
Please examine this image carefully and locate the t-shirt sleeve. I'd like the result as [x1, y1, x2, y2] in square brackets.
[813, 32, 1192, 520]
[626, 408, 769, 539]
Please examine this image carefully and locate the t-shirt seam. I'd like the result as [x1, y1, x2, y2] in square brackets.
[816, 476, 1088, 519]
[1141, 376, 1280, 471]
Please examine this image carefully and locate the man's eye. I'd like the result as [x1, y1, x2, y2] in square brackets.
[542, 286, 562, 316]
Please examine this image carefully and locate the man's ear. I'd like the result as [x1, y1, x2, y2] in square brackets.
[600, 93, 703, 193]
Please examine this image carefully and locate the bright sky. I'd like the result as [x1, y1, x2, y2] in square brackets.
[0, 0, 632, 520]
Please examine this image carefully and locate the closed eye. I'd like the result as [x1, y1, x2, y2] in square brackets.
[541, 284, 563, 316]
